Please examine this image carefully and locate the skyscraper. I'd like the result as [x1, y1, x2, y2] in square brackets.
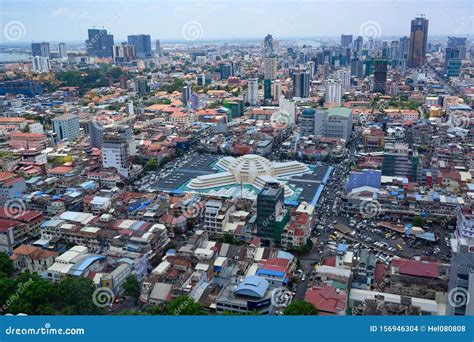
[336, 68, 351, 91]
[398, 36, 409, 61]
[155, 39, 162, 57]
[256, 182, 288, 243]
[220, 63, 233, 80]
[300, 108, 316, 137]
[447, 36, 467, 59]
[32, 56, 51, 73]
[182, 81, 192, 106]
[341, 34, 353, 49]
[127, 34, 152, 58]
[135, 77, 149, 95]
[325, 79, 342, 106]
[58, 43, 67, 59]
[373, 58, 388, 93]
[291, 68, 310, 98]
[31, 42, 50, 58]
[263, 34, 273, 55]
[113, 44, 136, 63]
[354, 36, 363, 53]
[445, 47, 462, 78]
[247, 78, 259, 106]
[52, 113, 80, 142]
[102, 126, 133, 178]
[86, 28, 114, 58]
[407, 16, 429, 68]
[264, 56, 277, 80]
[447, 211, 474, 316]
[351, 58, 363, 78]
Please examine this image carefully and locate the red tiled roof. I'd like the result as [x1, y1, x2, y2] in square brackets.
[391, 258, 439, 278]
[305, 285, 347, 314]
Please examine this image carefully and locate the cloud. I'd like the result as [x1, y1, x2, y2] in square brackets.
[52, 8, 73, 17]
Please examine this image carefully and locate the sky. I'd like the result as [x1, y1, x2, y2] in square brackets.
[1, 0, 473, 43]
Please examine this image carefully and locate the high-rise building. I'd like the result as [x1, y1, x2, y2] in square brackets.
[291, 68, 310, 98]
[52, 113, 80, 142]
[182, 81, 192, 106]
[354, 36, 363, 53]
[32, 56, 51, 73]
[445, 47, 462, 78]
[336, 68, 351, 91]
[31, 42, 50, 58]
[134, 77, 149, 95]
[373, 58, 388, 93]
[264, 56, 277, 80]
[447, 36, 467, 59]
[390, 40, 399, 62]
[256, 182, 289, 243]
[113, 44, 136, 63]
[102, 126, 133, 178]
[447, 211, 474, 315]
[398, 36, 409, 61]
[324, 79, 342, 106]
[155, 39, 162, 57]
[341, 34, 353, 48]
[220, 63, 232, 80]
[86, 28, 114, 58]
[89, 122, 104, 149]
[263, 79, 272, 100]
[351, 58, 363, 78]
[272, 80, 282, 102]
[247, 78, 258, 106]
[127, 34, 152, 58]
[263, 34, 273, 55]
[300, 108, 316, 137]
[408, 16, 429, 68]
[314, 107, 353, 141]
[58, 43, 67, 59]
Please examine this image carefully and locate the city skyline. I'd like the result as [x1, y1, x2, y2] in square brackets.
[1, 0, 473, 43]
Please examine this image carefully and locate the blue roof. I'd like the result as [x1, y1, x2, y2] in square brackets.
[234, 276, 269, 299]
[416, 232, 436, 242]
[257, 268, 285, 278]
[337, 243, 348, 253]
[345, 170, 381, 193]
[69, 255, 106, 276]
[276, 251, 294, 261]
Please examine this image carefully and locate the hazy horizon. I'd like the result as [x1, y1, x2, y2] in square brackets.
[1, 0, 473, 44]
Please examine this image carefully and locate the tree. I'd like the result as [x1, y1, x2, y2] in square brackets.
[412, 216, 425, 227]
[123, 275, 140, 301]
[144, 158, 158, 172]
[167, 295, 206, 315]
[146, 303, 168, 315]
[0, 252, 13, 277]
[284, 300, 318, 315]
[7, 272, 56, 315]
[56, 277, 104, 315]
